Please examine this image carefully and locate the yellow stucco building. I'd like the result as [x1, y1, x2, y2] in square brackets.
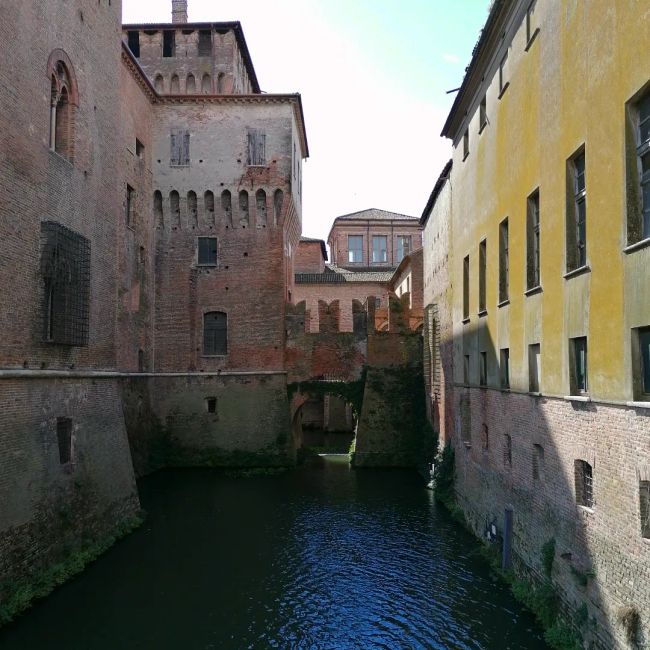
[427, 1, 650, 647]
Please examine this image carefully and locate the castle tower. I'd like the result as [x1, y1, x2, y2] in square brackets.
[172, 0, 188, 23]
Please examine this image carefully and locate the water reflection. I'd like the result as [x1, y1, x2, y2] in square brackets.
[0, 458, 548, 649]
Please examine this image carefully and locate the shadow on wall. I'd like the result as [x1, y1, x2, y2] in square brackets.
[434, 317, 645, 649]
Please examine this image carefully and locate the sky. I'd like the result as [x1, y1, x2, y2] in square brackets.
[122, 0, 491, 242]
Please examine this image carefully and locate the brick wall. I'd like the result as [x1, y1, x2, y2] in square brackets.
[294, 240, 325, 274]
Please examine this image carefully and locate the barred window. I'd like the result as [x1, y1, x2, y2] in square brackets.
[640, 480, 650, 539]
[41, 221, 90, 346]
[203, 311, 227, 356]
[575, 460, 594, 508]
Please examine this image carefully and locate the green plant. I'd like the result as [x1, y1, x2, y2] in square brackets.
[541, 538, 556, 577]
[544, 620, 583, 650]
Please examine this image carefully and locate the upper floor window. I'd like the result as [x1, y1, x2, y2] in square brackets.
[462, 255, 470, 320]
[126, 184, 135, 226]
[198, 237, 217, 266]
[463, 130, 469, 160]
[627, 89, 650, 244]
[203, 312, 227, 356]
[56, 417, 73, 465]
[527, 189, 541, 289]
[500, 348, 510, 389]
[499, 51, 509, 96]
[41, 221, 90, 346]
[396, 235, 411, 263]
[49, 57, 77, 160]
[127, 31, 140, 57]
[163, 31, 175, 57]
[479, 96, 487, 131]
[348, 235, 363, 263]
[372, 235, 388, 264]
[567, 149, 587, 271]
[247, 129, 266, 166]
[170, 129, 190, 166]
[634, 326, 650, 400]
[575, 460, 594, 508]
[478, 239, 487, 313]
[198, 30, 212, 57]
[499, 218, 509, 303]
[570, 336, 588, 394]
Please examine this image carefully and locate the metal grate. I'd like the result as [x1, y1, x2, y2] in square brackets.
[575, 460, 594, 508]
[41, 221, 90, 346]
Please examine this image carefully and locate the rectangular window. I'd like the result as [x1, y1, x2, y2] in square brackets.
[463, 255, 470, 320]
[566, 148, 587, 271]
[627, 90, 650, 243]
[41, 222, 90, 346]
[198, 237, 217, 265]
[170, 129, 190, 166]
[533, 444, 544, 481]
[198, 30, 212, 57]
[348, 235, 363, 264]
[372, 235, 388, 263]
[396, 235, 411, 263]
[479, 351, 487, 386]
[126, 184, 135, 226]
[527, 189, 540, 289]
[499, 218, 509, 303]
[529, 343, 541, 392]
[127, 31, 140, 58]
[464, 354, 470, 385]
[640, 328, 650, 396]
[500, 348, 510, 389]
[206, 397, 217, 414]
[499, 51, 508, 95]
[640, 480, 650, 539]
[570, 336, 588, 394]
[463, 130, 469, 159]
[163, 31, 175, 57]
[56, 417, 73, 465]
[479, 239, 487, 312]
[480, 96, 487, 131]
[203, 312, 227, 356]
[575, 460, 594, 508]
[247, 129, 266, 166]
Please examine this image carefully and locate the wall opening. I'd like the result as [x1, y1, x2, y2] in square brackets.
[56, 417, 73, 465]
[201, 73, 211, 94]
[238, 190, 249, 227]
[273, 189, 283, 225]
[188, 190, 198, 228]
[170, 190, 180, 228]
[186, 73, 196, 94]
[154, 190, 164, 228]
[256, 189, 267, 226]
[221, 190, 232, 226]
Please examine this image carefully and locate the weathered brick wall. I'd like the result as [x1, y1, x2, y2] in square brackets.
[294, 240, 325, 274]
[451, 387, 650, 649]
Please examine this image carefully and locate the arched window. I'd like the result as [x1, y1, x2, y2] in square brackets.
[201, 73, 211, 94]
[256, 189, 267, 226]
[221, 190, 232, 226]
[273, 189, 284, 225]
[154, 190, 164, 229]
[170, 74, 180, 93]
[154, 74, 165, 94]
[203, 312, 227, 355]
[186, 73, 196, 94]
[216, 72, 225, 94]
[170, 190, 180, 228]
[48, 55, 77, 160]
[238, 190, 249, 227]
[187, 190, 198, 227]
[204, 190, 215, 223]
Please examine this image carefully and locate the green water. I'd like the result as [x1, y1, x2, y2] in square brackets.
[0, 457, 549, 649]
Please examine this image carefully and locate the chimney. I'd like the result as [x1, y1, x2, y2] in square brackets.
[172, 0, 188, 23]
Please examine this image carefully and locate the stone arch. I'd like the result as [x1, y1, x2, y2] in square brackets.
[170, 74, 180, 93]
[221, 189, 232, 226]
[216, 72, 225, 93]
[201, 73, 211, 93]
[238, 190, 249, 227]
[273, 189, 283, 226]
[154, 74, 164, 93]
[154, 190, 164, 229]
[187, 190, 198, 228]
[256, 189, 267, 227]
[186, 73, 195, 94]
[170, 190, 180, 228]
[204, 190, 215, 225]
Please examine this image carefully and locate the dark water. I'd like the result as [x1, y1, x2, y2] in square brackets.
[1, 457, 549, 649]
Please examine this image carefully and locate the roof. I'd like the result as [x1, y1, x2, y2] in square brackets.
[440, 0, 514, 141]
[295, 264, 395, 284]
[333, 208, 418, 223]
[299, 236, 328, 261]
[420, 160, 453, 226]
[122, 21, 261, 94]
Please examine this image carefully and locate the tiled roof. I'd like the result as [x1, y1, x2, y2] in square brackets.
[295, 263, 395, 284]
[333, 208, 417, 222]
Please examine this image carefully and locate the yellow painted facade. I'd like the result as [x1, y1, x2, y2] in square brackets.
[449, 0, 650, 402]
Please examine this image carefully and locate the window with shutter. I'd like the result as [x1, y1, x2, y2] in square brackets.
[170, 129, 189, 166]
[198, 237, 217, 265]
[247, 129, 266, 166]
[203, 312, 227, 356]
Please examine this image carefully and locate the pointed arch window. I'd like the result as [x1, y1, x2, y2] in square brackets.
[48, 56, 77, 160]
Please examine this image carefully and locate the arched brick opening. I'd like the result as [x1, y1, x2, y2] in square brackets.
[47, 50, 78, 161]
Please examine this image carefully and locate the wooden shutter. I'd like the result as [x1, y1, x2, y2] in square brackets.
[182, 131, 190, 165]
[170, 131, 179, 165]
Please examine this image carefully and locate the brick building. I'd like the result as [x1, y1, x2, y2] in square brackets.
[424, 1, 650, 647]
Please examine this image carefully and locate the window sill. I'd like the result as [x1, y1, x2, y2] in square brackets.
[498, 82, 510, 100]
[197, 263, 218, 268]
[497, 299, 510, 308]
[247, 164, 269, 168]
[170, 164, 190, 168]
[462, 317, 471, 325]
[524, 285, 543, 296]
[524, 28, 540, 52]
[564, 395, 591, 402]
[563, 265, 590, 280]
[623, 237, 650, 254]
[201, 355, 227, 359]
[478, 309, 488, 318]
[627, 400, 650, 409]
[577, 505, 595, 515]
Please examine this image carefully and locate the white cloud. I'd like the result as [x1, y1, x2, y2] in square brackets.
[443, 53, 460, 64]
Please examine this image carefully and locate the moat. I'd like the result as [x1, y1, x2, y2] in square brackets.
[0, 458, 549, 649]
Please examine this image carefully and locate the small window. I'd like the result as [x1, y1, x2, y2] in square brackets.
[479, 351, 487, 386]
[198, 237, 217, 265]
[170, 129, 190, 166]
[347, 236, 363, 263]
[126, 184, 135, 226]
[247, 129, 266, 166]
[479, 239, 487, 312]
[198, 30, 212, 57]
[203, 312, 227, 356]
[56, 417, 73, 465]
[499, 51, 509, 95]
[570, 336, 588, 394]
[463, 255, 470, 320]
[479, 96, 487, 131]
[396, 235, 411, 263]
[627, 89, 650, 243]
[372, 235, 388, 264]
[503, 434, 512, 468]
[499, 218, 509, 302]
[527, 189, 541, 289]
[566, 148, 587, 271]
[163, 31, 175, 57]
[136, 139, 144, 158]
[186, 73, 196, 94]
[533, 444, 544, 481]
[575, 460, 594, 508]
[127, 30, 140, 57]
[463, 130, 469, 159]
[206, 397, 217, 414]
[529, 343, 541, 392]
[636, 327, 650, 398]
[640, 480, 650, 539]
[463, 354, 470, 384]
[500, 348, 510, 389]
